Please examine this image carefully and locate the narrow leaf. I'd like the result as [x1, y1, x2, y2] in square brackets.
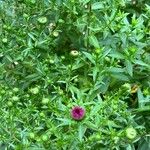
[82, 51, 95, 64]
[125, 60, 133, 76]
[92, 2, 103, 10]
[137, 88, 145, 108]
[89, 35, 100, 48]
[78, 125, 87, 142]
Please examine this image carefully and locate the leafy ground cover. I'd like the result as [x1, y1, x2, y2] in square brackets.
[0, 0, 150, 149]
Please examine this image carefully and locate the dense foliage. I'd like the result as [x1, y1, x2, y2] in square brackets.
[0, 0, 150, 149]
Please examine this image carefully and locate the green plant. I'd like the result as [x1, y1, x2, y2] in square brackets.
[0, 0, 150, 149]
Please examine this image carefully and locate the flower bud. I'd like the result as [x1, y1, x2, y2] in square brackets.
[41, 135, 48, 141]
[126, 127, 137, 139]
[122, 83, 131, 93]
[38, 17, 47, 24]
[70, 50, 79, 57]
[30, 87, 39, 94]
[13, 87, 19, 92]
[29, 132, 35, 139]
[12, 96, 19, 101]
[42, 98, 49, 105]
[71, 106, 85, 120]
[53, 31, 59, 37]
[2, 38, 8, 43]
[7, 101, 13, 107]
[49, 59, 55, 64]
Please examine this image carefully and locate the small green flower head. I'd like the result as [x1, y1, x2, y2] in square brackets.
[2, 38, 8, 43]
[105, 56, 111, 62]
[95, 48, 101, 54]
[126, 127, 137, 139]
[7, 101, 13, 107]
[41, 134, 49, 141]
[39, 112, 45, 117]
[49, 23, 56, 29]
[70, 50, 79, 57]
[42, 98, 49, 105]
[12, 96, 19, 101]
[49, 59, 55, 64]
[38, 17, 47, 24]
[61, 55, 65, 60]
[53, 31, 59, 37]
[8, 91, 13, 95]
[13, 87, 19, 92]
[29, 132, 35, 139]
[23, 13, 29, 18]
[122, 83, 131, 93]
[30, 0, 36, 4]
[30, 87, 39, 94]
[58, 89, 64, 95]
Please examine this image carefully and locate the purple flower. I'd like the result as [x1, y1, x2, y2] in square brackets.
[71, 106, 85, 120]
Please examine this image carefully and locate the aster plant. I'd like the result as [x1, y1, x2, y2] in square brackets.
[0, 0, 150, 150]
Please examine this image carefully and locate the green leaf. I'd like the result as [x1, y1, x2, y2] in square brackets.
[107, 120, 122, 128]
[137, 88, 145, 108]
[28, 33, 36, 41]
[111, 73, 129, 81]
[82, 51, 95, 64]
[72, 62, 84, 70]
[98, 77, 110, 93]
[108, 67, 125, 73]
[134, 60, 149, 68]
[78, 125, 87, 142]
[90, 103, 101, 117]
[5, 55, 13, 63]
[25, 73, 42, 81]
[92, 2, 103, 10]
[125, 60, 133, 76]
[56, 118, 72, 127]
[89, 35, 100, 48]
[102, 48, 111, 58]
[81, 0, 90, 5]
[85, 121, 98, 130]
[108, 52, 125, 59]
[137, 137, 150, 150]
[126, 144, 133, 150]
[87, 85, 101, 101]
[27, 147, 45, 150]
[92, 67, 98, 82]
[68, 84, 80, 96]
[134, 106, 150, 113]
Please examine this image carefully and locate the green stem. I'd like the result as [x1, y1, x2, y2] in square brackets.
[87, 2, 92, 51]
